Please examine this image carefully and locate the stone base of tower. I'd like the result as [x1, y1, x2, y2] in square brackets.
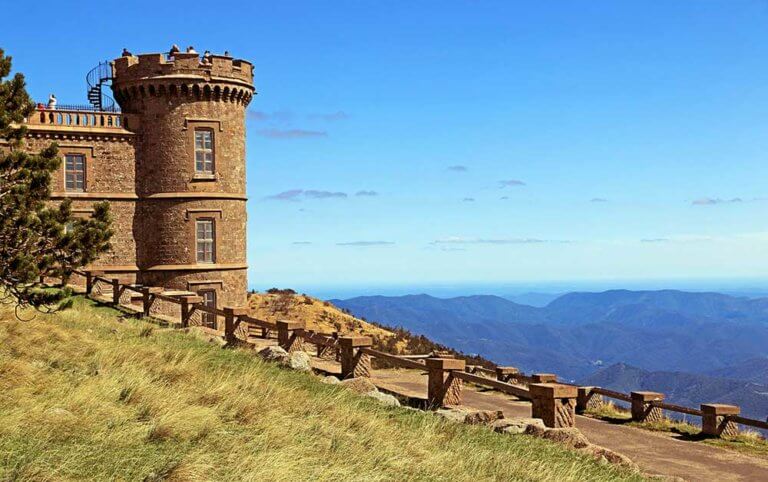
[139, 268, 247, 309]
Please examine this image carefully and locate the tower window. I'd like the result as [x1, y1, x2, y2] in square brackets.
[194, 129, 214, 174]
[64, 154, 85, 192]
[196, 218, 215, 263]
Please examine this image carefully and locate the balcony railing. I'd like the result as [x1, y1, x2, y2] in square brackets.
[43, 103, 120, 113]
[27, 106, 125, 130]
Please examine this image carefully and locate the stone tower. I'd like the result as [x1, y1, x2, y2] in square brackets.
[111, 50, 255, 309]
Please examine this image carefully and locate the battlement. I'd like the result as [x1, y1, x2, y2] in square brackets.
[112, 51, 254, 87]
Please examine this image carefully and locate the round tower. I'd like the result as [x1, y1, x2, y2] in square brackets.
[111, 50, 255, 309]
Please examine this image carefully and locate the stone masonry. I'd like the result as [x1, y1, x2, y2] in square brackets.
[10, 48, 255, 311]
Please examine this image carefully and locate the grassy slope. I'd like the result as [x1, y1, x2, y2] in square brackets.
[248, 293, 494, 366]
[248, 292, 396, 340]
[0, 297, 643, 481]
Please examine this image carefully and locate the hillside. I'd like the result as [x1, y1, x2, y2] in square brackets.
[249, 290, 495, 366]
[249, 290, 396, 340]
[0, 297, 641, 481]
[708, 357, 768, 383]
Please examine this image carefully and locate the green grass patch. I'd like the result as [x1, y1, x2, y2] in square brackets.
[0, 296, 645, 481]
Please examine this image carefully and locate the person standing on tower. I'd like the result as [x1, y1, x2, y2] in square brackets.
[47, 94, 56, 110]
[169, 44, 180, 60]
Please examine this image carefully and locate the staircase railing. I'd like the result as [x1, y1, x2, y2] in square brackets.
[85, 61, 116, 111]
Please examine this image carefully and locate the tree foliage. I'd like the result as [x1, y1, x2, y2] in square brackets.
[0, 48, 113, 314]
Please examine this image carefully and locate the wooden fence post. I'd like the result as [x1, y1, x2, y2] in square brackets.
[276, 320, 306, 353]
[701, 404, 740, 438]
[495, 366, 519, 383]
[110, 278, 121, 305]
[530, 383, 578, 428]
[223, 306, 248, 346]
[316, 332, 339, 360]
[576, 386, 602, 414]
[426, 358, 465, 409]
[85, 271, 103, 295]
[339, 336, 373, 379]
[532, 373, 557, 383]
[630, 391, 665, 423]
[140, 287, 163, 317]
[179, 294, 202, 328]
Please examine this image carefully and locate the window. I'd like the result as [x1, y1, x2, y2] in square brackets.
[200, 290, 217, 328]
[196, 219, 215, 263]
[194, 129, 214, 174]
[65, 154, 85, 192]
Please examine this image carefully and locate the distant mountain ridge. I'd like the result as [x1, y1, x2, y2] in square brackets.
[331, 290, 768, 381]
[582, 363, 768, 422]
[546, 289, 768, 326]
[708, 357, 768, 384]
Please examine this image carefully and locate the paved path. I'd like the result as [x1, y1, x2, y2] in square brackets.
[371, 369, 768, 482]
[251, 338, 768, 480]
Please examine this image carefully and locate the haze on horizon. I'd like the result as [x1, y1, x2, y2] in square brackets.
[5, 0, 768, 289]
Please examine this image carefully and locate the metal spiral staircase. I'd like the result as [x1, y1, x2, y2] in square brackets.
[86, 61, 118, 112]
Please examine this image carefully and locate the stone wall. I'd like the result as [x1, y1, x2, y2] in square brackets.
[10, 48, 254, 312]
[111, 49, 254, 310]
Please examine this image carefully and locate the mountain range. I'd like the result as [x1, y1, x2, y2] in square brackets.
[332, 289, 768, 420]
[331, 290, 768, 381]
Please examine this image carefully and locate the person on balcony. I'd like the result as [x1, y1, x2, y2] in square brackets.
[47, 94, 57, 110]
[169, 44, 180, 60]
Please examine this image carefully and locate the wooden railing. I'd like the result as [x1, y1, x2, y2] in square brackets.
[584, 386, 768, 435]
[360, 347, 427, 371]
[453, 371, 531, 400]
[66, 269, 767, 437]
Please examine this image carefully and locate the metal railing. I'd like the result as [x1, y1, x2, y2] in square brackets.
[39, 102, 120, 113]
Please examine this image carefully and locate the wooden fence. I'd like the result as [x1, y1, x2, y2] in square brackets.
[68, 269, 768, 437]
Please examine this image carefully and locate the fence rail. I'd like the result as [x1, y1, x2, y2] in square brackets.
[361, 347, 427, 371]
[729, 415, 768, 431]
[651, 400, 704, 417]
[592, 387, 633, 403]
[453, 371, 531, 400]
[65, 268, 768, 437]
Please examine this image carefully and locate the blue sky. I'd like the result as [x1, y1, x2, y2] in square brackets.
[4, 1, 768, 293]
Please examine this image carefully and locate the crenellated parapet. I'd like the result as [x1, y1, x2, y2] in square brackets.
[111, 52, 255, 108]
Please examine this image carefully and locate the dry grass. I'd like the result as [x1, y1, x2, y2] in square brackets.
[249, 293, 396, 337]
[585, 401, 768, 458]
[705, 430, 768, 457]
[584, 401, 632, 422]
[0, 297, 644, 481]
